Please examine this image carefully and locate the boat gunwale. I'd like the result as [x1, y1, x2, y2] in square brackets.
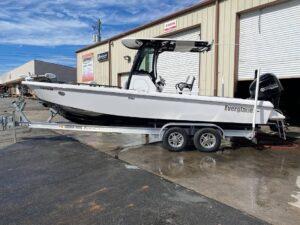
[22, 81, 274, 109]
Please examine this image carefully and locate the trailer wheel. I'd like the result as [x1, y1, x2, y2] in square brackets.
[193, 128, 221, 152]
[162, 127, 188, 152]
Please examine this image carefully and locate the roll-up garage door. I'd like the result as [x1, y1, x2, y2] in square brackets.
[238, 0, 300, 80]
[157, 27, 201, 94]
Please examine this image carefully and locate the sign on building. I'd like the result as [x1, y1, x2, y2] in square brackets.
[97, 52, 109, 62]
[164, 20, 177, 32]
[82, 53, 94, 82]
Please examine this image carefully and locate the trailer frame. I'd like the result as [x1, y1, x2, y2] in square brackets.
[1, 98, 286, 151]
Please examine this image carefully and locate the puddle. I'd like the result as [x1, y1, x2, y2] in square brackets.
[125, 164, 140, 170]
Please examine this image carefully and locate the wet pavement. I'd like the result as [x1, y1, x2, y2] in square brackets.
[0, 133, 267, 225]
[1, 97, 300, 225]
[117, 138, 300, 225]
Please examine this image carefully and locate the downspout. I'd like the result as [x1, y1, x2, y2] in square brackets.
[214, 0, 220, 96]
[108, 40, 112, 86]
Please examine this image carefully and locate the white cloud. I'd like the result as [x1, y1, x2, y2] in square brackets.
[0, 0, 201, 46]
[38, 55, 76, 66]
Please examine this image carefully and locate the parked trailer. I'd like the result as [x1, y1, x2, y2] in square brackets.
[0, 99, 286, 152]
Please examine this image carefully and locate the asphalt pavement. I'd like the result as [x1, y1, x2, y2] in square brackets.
[0, 133, 268, 225]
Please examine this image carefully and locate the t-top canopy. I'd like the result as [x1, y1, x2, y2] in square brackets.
[121, 38, 212, 53]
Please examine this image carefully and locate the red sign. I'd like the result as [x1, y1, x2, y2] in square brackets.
[82, 53, 94, 82]
[164, 20, 177, 32]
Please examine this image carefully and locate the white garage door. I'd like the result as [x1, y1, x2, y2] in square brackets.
[238, 0, 300, 80]
[157, 28, 201, 94]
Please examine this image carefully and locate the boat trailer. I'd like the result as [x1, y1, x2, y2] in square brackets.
[0, 98, 286, 152]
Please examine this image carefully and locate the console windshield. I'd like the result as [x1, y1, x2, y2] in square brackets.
[135, 47, 155, 75]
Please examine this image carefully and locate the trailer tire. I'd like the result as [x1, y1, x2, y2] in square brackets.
[162, 127, 188, 152]
[193, 128, 221, 152]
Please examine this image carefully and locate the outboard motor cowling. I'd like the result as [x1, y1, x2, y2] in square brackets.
[249, 73, 283, 109]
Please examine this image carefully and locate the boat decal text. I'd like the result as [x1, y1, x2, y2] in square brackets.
[225, 105, 253, 113]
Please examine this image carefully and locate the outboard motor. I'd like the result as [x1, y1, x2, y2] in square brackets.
[249, 73, 283, 109]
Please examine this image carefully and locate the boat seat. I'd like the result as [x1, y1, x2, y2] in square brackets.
[175, 76, 195, 94]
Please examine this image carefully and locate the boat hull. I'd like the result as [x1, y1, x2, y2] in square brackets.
[23, 81, 274, 126]
[44, 103, 255, 129]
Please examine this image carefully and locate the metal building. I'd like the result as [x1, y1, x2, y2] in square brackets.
[76, 0, 300, 101]
[0, 60, 76, 96]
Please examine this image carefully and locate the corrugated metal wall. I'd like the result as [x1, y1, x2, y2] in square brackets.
[218, 0, 278, 97]
[77, 44, 110, 85]
[35, 60, 76, 83]
[77, 0, 280, 97]
[0, 60, 76, 85]
[0, 60, 35, 84]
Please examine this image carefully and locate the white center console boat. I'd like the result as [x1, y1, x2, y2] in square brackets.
[20, 38, 286, 152]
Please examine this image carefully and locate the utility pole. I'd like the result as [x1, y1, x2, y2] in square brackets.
[93, 18, 102, 43]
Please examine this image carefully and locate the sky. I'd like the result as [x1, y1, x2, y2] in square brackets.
[0, 0, 201, 75]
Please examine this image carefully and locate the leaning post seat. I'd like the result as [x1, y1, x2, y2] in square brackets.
[175, 75, 196, 94]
